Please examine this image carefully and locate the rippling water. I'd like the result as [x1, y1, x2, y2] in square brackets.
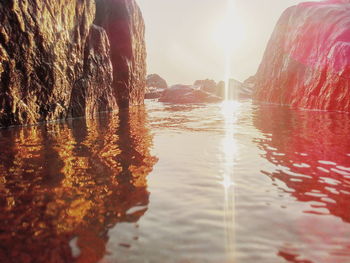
[1, 100, 350, 263]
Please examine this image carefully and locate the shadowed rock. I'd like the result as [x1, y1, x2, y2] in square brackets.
[95, 0, 147, 108]
[70, 24, 117, 117]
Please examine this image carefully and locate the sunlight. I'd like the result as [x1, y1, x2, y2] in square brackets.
[212, 9, 245, 53]
[220, 100, 239, 190]
[212, 0, 245, 101]
[226, 0, 243, 100]
[220, 100, 240, 262]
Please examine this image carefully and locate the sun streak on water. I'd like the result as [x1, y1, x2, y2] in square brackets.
[221, 100, 240, 262]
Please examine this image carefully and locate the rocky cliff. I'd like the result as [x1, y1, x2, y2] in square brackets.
[95, 0, 146, 108]
[253, 0, 350, 112]
[0, 0, 146, 127]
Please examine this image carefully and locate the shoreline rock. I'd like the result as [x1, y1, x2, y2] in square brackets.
[95, 0, 147, 108]
[0, 0, 147, 128]
[253, 1, 350, 112]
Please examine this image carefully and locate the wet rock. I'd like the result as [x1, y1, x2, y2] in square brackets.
[0, 0, 108, 127]
[70, 25, 117, 118]
[95, 0, 147, 108]
[0, 0, 147, 128]
[145, 74, 168, 99]
[144, 89, 163, 100]
[159, 85, 222, 104]
[253, 1, 350, 112]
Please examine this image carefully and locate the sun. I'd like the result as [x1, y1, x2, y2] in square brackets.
[212, 0, 245, 99]
[212, 0, 245, 53]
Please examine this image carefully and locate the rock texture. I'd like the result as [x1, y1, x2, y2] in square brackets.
[95, 0, 147, 108]
[253, 0, 350, 112]
[70, 24, 116, 117]
[0, 0, 146, 127]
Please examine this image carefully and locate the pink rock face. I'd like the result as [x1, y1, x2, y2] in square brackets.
[254, 1, 350, 112]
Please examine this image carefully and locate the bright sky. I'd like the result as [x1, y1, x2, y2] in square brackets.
[137, 0, 320, 85]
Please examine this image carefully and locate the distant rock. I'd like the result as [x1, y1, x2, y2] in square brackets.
[159, 85, 222, 104]
[145, 74, 168, 99]
[253, 1, 350, 112]
[193, 78, 253, 99]
[193, 79, 225, 98]
[194, 79, 217, 92]
[216, 81, 225, 98]
[147, 74, 168, 90]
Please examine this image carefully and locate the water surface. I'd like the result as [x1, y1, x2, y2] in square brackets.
[1, 100, 350, 263]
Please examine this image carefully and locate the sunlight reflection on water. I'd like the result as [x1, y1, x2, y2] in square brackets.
[221, 100, 240, 262]
[2, 100, 350, 262]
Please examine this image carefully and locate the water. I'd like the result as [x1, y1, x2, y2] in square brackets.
[1, 100, 350, 263]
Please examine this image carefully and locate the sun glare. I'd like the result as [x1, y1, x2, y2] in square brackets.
[212, 0, 246, 100]
[213, 11, 245, 53]
[220, 99, 240, 262]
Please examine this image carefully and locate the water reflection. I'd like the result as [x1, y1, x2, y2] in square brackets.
[221, 101, 239, 262]
[0, 107, 157, 263]
[253, 105, 350, 261]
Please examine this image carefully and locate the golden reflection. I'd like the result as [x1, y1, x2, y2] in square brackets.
[220, 100, 240, 262]
[0, 106, 157, 262]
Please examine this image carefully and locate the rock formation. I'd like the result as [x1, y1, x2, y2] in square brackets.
[0, 0, 146, 127]
[145, 74, 168, 99]
[95, 0, 146, 108]
[147, 74, 168, 90]
[70, 24, 116, 118]
[159, 85, 222, 104]
[194, 79, 217, 93]
[253, 1, 350, 112]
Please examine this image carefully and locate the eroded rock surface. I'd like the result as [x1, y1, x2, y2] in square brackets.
[70, 25, 116, 117]
[254, 1, 350, 112]
[0, 0, 146, 127]
[95, 0, 147, 108]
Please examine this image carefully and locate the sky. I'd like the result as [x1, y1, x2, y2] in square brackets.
[137, 0, 320, 85]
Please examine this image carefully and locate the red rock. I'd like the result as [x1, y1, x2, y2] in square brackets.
[253, 1, 350, 112]
[95, 0, 147, 108]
